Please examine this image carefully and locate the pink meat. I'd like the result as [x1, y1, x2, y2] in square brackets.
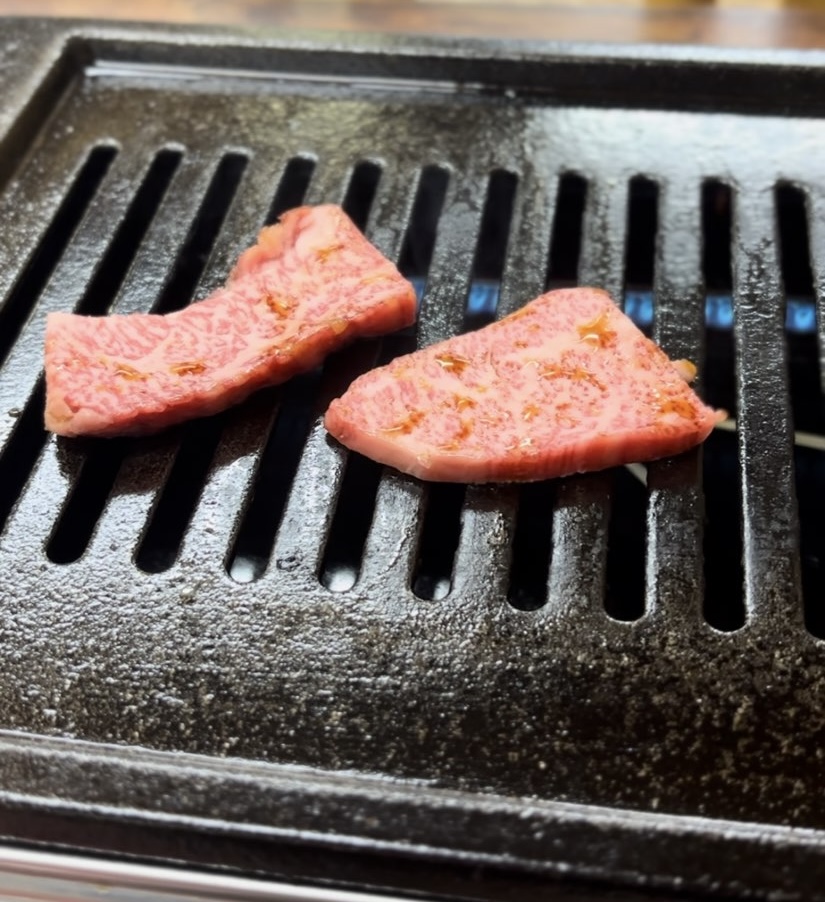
[324, 287, 723, 483]
[44, 205, 417, 437]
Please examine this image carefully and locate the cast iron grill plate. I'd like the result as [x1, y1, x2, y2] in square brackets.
[1, 17, 825, 900]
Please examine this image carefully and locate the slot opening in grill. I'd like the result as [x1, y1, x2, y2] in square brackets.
[0, 144, 117, 371]
[0, 146, 119, 540]
[341, 160, 382, 233]
[545, 172, 587, 290]
[603, 176, 659, 623]
[132, 152, 250, 572]
[700, 178, 745, 632]
[319, 166, 449, 593]
[407, 168, 517, 601]
[223, 157, 322, 584]
[152, 152, 248, 315]
[506, 480, 555, 610]
[622, 175, 658, 334]
[463, 168, 518, 330]
[265, 156, 316, 224]
[775, 182, 825, 638]
[45, 148, 184, 564]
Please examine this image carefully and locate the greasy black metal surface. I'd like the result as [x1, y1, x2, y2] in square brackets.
[2, 16, 825, 901]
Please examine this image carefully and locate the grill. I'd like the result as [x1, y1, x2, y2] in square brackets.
[2, 17, 825, 900]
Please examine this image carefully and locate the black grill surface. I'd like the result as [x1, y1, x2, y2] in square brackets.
[2, 17, 825, 900]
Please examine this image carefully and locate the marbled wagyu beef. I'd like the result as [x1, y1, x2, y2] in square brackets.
[324, 287, 723, 483]
[44, 205, 416, 437]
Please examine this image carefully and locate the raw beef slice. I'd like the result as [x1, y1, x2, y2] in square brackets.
[44, 205, 417, 437]
[324, 287, 723, 483]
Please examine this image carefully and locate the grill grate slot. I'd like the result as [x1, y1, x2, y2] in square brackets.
[463, 168, 518, 331]
[0, 145, 117, 374]
[136, 417, 226, 573]
[407, 168, 516, 600]
[778, 183, 820, 434]
[506, 481, 555, 611]
[603, 176, 659, 622]
[412, 482, 466, 601]
[152, 152, 249, 315]
[699, 179, 745, 631]
[397, 164, 450, 300]
[318, 336, 400, 593]
[341, 161, 383, 232]
[702, 181, 737, 416]
[46, 441, 127, 564]
[319, 430, 381, 593]
[545, 172, 587, 290]
[805, 183, 825, 640]
[265, 156, 316, 224]
[0, 377, 47, 538]
[227, 160, 389, 585]
[622, 175, 659, 333]
[73, 149, 182, 316]
[0, 148, 182, 546]
[319, 166, 450, 593]
[775, 183, 825, 638]
[605, 466, 648, 622]
[227, 374, 322, 583]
